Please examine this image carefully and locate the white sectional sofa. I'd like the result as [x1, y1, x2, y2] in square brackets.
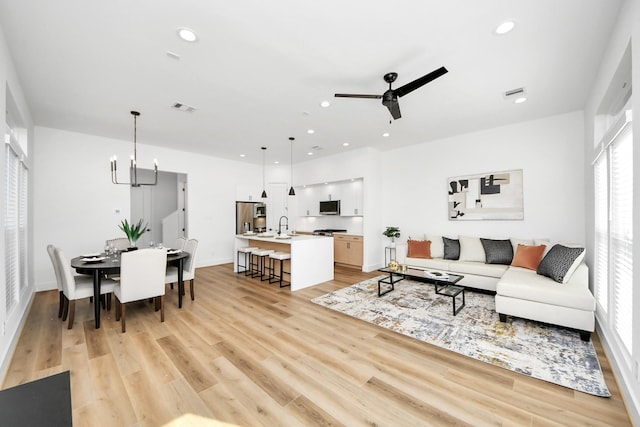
[394, 235, 596, 341]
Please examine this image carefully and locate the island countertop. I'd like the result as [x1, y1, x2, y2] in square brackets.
[235, 233, 331, 244]
[234, 234, 334, 290]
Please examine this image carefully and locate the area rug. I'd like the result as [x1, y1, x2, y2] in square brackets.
[311, 277, 610, 397]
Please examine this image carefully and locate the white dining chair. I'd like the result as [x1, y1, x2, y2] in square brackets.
[54, 247, 117, 329]
[106, 237, 130, 251]
[175, 236, 187, 251]
[114, 248, 167, 333]
[46, 244, 65, 318]
[166, 238, 198, 301]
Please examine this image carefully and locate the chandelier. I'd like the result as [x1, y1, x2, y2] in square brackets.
[110, 111, 158, 187]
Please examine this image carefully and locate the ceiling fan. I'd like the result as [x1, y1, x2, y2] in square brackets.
[334, 66, 448, 120]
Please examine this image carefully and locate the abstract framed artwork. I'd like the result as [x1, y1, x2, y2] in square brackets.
[448, 169, 523, 220]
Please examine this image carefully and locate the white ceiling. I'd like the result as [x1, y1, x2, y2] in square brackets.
[0, 0, 622, 165]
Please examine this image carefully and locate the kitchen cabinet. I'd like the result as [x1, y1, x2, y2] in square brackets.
[334, 234, 363, 267]
[340, 179, 363, 216]
[298, 186, 318, 216]
[236, 185, 262, 202]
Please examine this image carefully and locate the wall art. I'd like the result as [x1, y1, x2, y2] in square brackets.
[448, 169, 523, 220]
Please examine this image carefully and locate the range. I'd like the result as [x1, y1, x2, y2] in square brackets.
[313, 229, 347, 236]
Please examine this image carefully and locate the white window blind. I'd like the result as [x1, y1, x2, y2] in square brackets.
[594, 155, 608, 312]
[593, 108, 633, 357]
[4, 143, 19, 313]
[610, 126, 633, 353]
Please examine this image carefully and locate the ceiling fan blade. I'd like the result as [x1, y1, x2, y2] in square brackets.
[385, 100, 401, 120]
[394, 66, 448, 98]
[334, 93, 383, 99]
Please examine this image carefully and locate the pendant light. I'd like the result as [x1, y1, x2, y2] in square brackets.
[261, 147, 267, 198]
[110, 111, 158, 187]
[288, 137, 296, 196]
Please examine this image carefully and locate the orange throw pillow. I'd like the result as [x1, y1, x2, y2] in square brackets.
[407, 240, 432, 259]
[511, 244, 547, 270]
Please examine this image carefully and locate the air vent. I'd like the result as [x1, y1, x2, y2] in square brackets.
[503, 87, 525, 99]
[311, 145, 324, 150]
[172, 102, 197, 113]
[166, 51, 181, 60]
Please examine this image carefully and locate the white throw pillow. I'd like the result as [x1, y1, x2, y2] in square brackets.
[458, 236, 485, 262]
[534, 238, 552, 256]
[511, 238, 534, 255]
[427, 235, 444, 258]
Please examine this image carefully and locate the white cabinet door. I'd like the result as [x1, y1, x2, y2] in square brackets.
[340, 179, 364, 216]
[298, 186, 318, 216]
[236, 185, 261, 202]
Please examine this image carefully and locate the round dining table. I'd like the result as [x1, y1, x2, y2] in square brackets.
[71, 250, 189, 329]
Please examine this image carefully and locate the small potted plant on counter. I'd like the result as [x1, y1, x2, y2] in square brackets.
[383, 226, 401, 247]
[119, 218, 147, 250]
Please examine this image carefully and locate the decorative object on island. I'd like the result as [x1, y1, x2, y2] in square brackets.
[261, 146, 267, 198]
[383, 226, 401, 247]
[119, 218, 148, 249]
[387, 259, 399, 271]
[448, 169, 523, 220]
[110, 111, 158, 187]
[288, 137, 295, 196]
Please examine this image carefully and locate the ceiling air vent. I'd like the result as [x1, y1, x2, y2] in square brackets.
[172, 102, 197, 113]
[311, 145, 324, 150]
[503, 87, 525, 99]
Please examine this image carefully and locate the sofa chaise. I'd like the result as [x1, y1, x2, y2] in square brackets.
[394, 235, 596, 341]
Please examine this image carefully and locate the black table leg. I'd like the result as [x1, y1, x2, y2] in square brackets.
[178, 258, 184, 308]
[93, 270, 101, 328]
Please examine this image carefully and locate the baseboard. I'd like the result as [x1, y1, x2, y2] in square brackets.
[596, 323, 640, 425]
[0, 291, 35, 385]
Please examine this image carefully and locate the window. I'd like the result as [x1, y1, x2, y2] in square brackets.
[593, 109, 633, 355]
[4, 130, 28, 314]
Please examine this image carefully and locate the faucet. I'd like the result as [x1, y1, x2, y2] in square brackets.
[278, 216, 289, 235]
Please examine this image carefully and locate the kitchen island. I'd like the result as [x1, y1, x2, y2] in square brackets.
[234, 234, 334, 291]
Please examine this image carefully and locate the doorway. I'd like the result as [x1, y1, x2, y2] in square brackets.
[130, 169, 188, 247]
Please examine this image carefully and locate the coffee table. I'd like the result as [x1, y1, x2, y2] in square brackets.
[378, 267, 466, 315]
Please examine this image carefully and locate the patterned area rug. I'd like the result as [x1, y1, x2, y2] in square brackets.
[311, 276, 610, 397]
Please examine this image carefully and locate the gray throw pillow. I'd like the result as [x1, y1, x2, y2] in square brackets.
[443, 237, 460, 260]
[480, 238, 513, 265]
[537, 244, 585, 283]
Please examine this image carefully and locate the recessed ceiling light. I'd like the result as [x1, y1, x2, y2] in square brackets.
[495, 20, 516, 35]
[382, 132, 390, 137]
[177, 27, 198, 42]
[342, 142, 350, 147]
[320, 101, 330, 108]
[274, 161, 279, 164]
[514, 97, 527, 104]
[307, 129, 315, 134]
[307, 152, 313, 156]
[239, 154, 245, 158]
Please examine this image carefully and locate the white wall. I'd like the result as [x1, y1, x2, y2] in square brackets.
[33, 126, 261, 290]
[381, 111, 586, 245]
[0, 27, 36, 381]
[583, 0, 640, 423]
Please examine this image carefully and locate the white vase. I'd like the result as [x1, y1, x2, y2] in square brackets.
[389, 240, 396, 248]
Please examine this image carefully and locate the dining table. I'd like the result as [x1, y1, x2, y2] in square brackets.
[70, 249, 189, 329]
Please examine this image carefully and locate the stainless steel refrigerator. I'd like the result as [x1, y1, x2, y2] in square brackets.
[235, 202, 267, 234]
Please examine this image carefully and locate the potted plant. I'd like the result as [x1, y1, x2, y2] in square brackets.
[119, 218, 147, 250]
[383, 226, 401, 247]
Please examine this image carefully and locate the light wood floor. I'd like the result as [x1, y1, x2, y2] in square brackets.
[3, 264, 632, 426]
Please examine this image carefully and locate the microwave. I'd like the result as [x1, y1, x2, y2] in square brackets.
[254, 203, 266, 217]
[319, 200, 340, 215]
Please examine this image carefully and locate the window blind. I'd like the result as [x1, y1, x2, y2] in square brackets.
[4, 144, 19, 313]
[610, 126, 633, 353]
[593, 155, 608, 312]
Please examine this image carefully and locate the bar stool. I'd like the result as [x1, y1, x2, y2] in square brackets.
[268, 251, 291, 288]
[237, 247, 257, 275]
[250, 248, 274, 280]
